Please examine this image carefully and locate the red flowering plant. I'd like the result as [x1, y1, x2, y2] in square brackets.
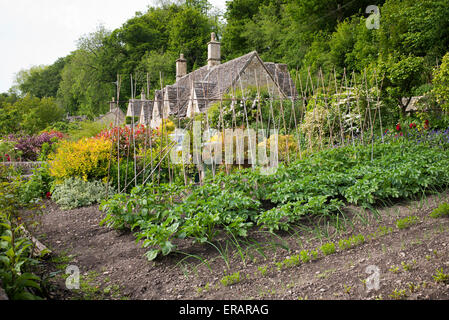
[95, 124, 162, 159]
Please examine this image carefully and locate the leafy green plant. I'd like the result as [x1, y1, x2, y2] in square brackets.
[338, 238, 352, 250]
[320, 242, 336, 256]
[338, 234, 365, 250]
[373, 226, 393, 238]
[20, 163, 53, 204]
[408, 282, 420, 293]
[433, 51, 449, 111]
[125, 116, 139, 125]
[99, 135, 449, 262]
[433, 268, 449, 283]
[257, 265, 268, 277]
[396, 215, 420, 229]
[0, 168, 43, 300]
[51, 178, 115, 210]
[389, 288, 407, 300]
[281, 255, 300, 268]
[220, 271, 242, 287]
[430, 202, 449, 218]
[0, 218, 42, 300]
[299, 250, 311, 263]
[401, 260, 416, 272]
[67, 121, 106, 141]
[389, 266, 400, 273]
[343, 284, 352, 295]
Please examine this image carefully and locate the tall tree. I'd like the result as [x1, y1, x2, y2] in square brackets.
[57, 26, 115, 117]
[13, 58, 67, 98]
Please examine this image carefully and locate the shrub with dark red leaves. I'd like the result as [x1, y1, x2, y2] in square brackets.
[8, 131, 64, 161]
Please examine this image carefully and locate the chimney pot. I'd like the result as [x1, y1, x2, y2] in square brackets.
[110, 97, 116, 112]
[176, 53, 187, 81]
[207, 32, 220, 68]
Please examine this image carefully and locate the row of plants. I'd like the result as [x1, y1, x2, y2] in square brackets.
[100, 129, 449, 260]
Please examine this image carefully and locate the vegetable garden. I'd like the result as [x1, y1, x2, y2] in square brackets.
[2, 67, 449, 300]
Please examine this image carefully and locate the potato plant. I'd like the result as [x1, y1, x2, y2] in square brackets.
[100, 133, 449, 261]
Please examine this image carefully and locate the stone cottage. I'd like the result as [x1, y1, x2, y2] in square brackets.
[127, 32, 298, 128]
[96, 98, 126, 126]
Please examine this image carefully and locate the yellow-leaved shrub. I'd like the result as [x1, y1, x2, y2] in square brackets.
[49, 137, 113, 182]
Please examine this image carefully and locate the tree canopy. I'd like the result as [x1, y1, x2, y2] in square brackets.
[3, 0, 449, 130]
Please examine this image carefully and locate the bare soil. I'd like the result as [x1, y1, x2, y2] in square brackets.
[22, 192, 449, 300]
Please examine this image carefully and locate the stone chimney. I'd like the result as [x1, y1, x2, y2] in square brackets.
[207, 32, 220, 68]
[176, 53, 187, 81]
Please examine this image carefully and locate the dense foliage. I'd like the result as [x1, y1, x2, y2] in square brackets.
[2, 0, 447, 131]
[51, 178, 115, 210]
[101, 129, 449, 260]
[4, 131, 64, 161]
[48, 137, 113, 182]
[0, 95, 64, 136]
[0, 166, 44, 299]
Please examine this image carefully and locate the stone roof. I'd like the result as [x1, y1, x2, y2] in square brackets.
[172, 51, 298, 117]
[127, 99, 153, 118]
[264, 62, 298, 98]
[140, 101, 155, 124]
[127, 51, 298, 121]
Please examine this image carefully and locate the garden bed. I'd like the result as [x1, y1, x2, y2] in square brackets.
[23, 192, 449, 300]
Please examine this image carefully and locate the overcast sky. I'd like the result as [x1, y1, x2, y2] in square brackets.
[0, 0, 226, 93]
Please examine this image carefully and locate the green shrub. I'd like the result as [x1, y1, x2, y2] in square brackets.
[37, 140, 59, 161]
[51, 178, 115, 210]
[396, 215, 420, 229]
[67, 121, 106, 141]
[430, 203, 449, 218]
[0, 140, 20, 161]
[125, 116, 139, 125]
[433, 52, 449, 111]
[1, 167, 43, 300]
[20, 163, 53, 204]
